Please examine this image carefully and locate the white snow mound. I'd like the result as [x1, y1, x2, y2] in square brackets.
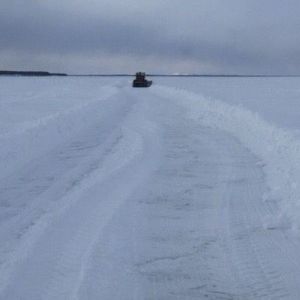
[153, 85, 300, 232]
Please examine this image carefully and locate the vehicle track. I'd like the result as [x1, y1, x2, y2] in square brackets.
[0, 89, 161, 299]
[76, 91, 300, 299]
[1, 86, 300, 299]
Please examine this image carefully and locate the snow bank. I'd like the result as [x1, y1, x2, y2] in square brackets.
[0, 86, 118, 179]
[153, 85, 300, 232]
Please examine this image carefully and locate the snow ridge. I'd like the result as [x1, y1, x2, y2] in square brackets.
[0, 86, 118, 180]
[153, 85, 300, 232]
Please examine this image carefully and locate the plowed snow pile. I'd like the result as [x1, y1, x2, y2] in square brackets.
[153, 84, 300, 231]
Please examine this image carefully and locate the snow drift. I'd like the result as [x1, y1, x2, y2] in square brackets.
[0, 85, 118, 180]
[153, 85, 300, 232]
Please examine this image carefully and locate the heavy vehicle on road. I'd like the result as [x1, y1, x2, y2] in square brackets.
[132, 72, 152, 88]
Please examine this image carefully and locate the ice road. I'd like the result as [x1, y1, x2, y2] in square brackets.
[1, 78, 300, 299]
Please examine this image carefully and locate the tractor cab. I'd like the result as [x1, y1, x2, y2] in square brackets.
[132, 72, 152, 88]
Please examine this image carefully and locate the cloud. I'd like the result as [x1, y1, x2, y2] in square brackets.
[1, 0, 300, 74]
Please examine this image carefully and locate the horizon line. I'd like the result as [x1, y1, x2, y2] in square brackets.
[2, 70, 300, 77]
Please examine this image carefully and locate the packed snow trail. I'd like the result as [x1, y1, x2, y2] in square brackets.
[0, 88, 162, 299]
[1, 83, 300, 299]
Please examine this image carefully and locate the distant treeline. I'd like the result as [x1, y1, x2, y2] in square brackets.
[70, 74, 300, 77]
[0, 71, 67, 76]
[2, 71, 299, 77]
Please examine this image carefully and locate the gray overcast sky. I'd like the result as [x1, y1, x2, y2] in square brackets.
[1, 0, 300, 74]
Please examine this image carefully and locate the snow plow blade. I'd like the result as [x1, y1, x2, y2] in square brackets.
[132, 80, 152, 88]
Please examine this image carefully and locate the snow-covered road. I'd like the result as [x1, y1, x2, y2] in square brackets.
[1, 79, 300, 299]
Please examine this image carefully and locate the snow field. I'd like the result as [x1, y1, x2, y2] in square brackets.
[0, 83, 118, 179]
[153, 85, 300, 232]
[0, 84, 163, 299]
[1, 77, 300, 298]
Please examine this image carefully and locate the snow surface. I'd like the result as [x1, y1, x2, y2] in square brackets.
[1, 76, 300, 299]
